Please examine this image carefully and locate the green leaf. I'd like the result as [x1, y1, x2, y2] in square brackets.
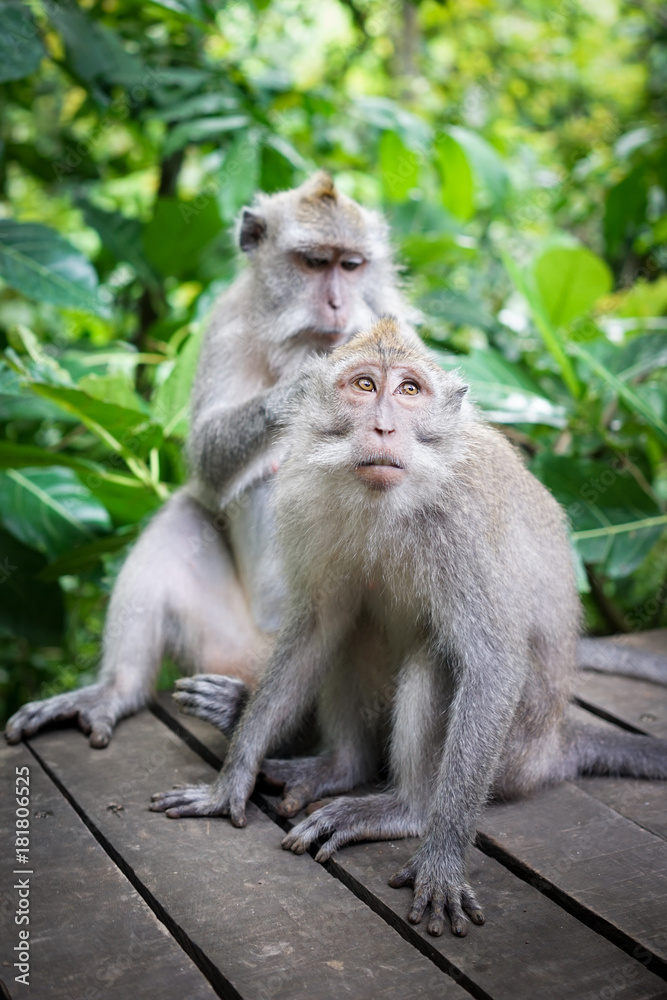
[48, 2, 145, 91]
[38, 528, 139, 580]
[422, 289, 495, 332]
[604, 167, 648, 258]
[79, 202, 159, 286]
[379, 130, 420, 202]
[216, 133, 261, 223]
[433, 347, 568, 427]
[0, 220, 111, 316]
[163, 115, 249, 157]
[533, 245, 612, 329]
[503, 251, 581, 399]
[0, 467, 111, 560]
[531, 454, 664, 578]
[611, 333, 667, 382]
[448, 126, 510, 209]
[78, 373, 148, 414]
[0, 2, 45, 83]
[570, 341, 667, 447]
[152, 327, 203, 436]
[150, 92, 239, 122]
[147, 0, 206, 20]
[0, 529, 64, 644]
[434, 133, 474, 221]
[142, 197, 222, 278]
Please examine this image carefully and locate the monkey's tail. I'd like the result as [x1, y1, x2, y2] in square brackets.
[577, 637, 667, 685]
[566, 719, 667, 780]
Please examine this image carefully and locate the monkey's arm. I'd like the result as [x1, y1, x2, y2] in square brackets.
[389, 629, 526, 937]
[188, 381, 294, 499]
[150, 607, 346, 822]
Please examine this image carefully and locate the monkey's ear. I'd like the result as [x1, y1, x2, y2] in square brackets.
[239, 210, 267, 253]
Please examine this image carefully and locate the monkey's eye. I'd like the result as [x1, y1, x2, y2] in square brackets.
[303, 255, 329, 271]
[353, 377, 376, 392]
[397, 381, 419, 396]
[340, 257, 363, 272]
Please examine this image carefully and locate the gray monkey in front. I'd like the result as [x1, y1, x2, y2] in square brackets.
[152, 319, 667, 937]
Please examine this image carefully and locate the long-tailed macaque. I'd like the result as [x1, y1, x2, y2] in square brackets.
[5, 173, 419, 748]
[151, 319, 667, 938]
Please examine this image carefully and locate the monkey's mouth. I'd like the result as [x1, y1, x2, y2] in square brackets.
[357, 456, 404, 470]
[355, 454, 405, 489]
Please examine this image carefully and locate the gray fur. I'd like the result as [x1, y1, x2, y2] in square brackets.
[5, 174, 417, 749]
[151, 320, 667, 939]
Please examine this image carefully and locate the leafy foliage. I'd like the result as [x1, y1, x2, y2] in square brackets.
[0, 0, 666, 721]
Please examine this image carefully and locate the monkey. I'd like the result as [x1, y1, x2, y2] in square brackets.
[5, 173, 420, 749]
[150, 318, 667, 939]
[5, 174, 664, 752]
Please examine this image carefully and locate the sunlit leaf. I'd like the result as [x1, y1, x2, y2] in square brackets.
[380, 130, 420, 202]
[435, 133, 474, 221]
[534, 245, 612, 329]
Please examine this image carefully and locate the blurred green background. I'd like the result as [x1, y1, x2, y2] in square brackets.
[0, 0, 665, 724]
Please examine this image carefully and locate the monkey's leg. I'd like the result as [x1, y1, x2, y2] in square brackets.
[281, 653, 442, 857]
[578, 637, 667, 685]
[5, 491, 263, 748]
[262, 620, 387, 816]
[151, 605, 350, 823]
[281, 792, 424, 859]
[172, 675, 250, 738]
[388, 638, 526, 938]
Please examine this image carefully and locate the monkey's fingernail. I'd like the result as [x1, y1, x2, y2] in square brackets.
[452, 920, 468, 937]
[470, 909, 485, 925]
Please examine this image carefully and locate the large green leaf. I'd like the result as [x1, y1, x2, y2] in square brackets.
[0, 467, 111, 560]
[216, 133, 261, 223]
[142, 197, 222, 277]
[380, 130, 420, 202]
[79, 202, 159, 286]
[531, 454, 664, 578]
[448, 126, 510, 209]
[0, 221, 111, 316]
[533, 245, 612, 329]
[433, 347, 568, 427]
[150, 92, 239, 122]
[0, 2, 45, 83]
[163, 116, 249, 157]
[48, 2, 145, 91]
[0, 529, 64, 644]
[152, 327, 203, 437]
[435, 133, 474, 221]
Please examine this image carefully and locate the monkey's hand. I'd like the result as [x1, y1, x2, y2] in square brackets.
[388, 842, 485, 938]
[4, 682, 134, 749]
[150, 764, 254, 825]
[260, 754, 357, 818]
[281, 793, 422, 862]
[173, 674, 249, 739]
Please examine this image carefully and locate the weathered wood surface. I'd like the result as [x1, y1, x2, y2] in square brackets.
[3, 630, 667, 1000]
[23, 712, 462, 1000]
[157, 690, 667, 999]
[0, 741, 219, 1000]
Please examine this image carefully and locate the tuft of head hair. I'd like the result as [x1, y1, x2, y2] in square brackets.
[332, 316, 437, 372]
[299, 170, 337, 204]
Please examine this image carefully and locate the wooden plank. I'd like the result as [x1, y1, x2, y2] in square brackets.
[0, 741, 219, 1000]
[577, 630, 667, 738]
[24, 711, 465, 1000]
[480, 783, 667, 971]
[157, 693, 667, 1000]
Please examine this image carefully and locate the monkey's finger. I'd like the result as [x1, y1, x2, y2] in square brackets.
[445, 889, 469, 937]
[427, 892, 446, 937]
[314, 831, 350, 862]
[407, 889, 428, 925]
[276, 785, 313, 817]
[78, 709, 115, 749]
[229, 801, 247, 827]
[461, 887, 485, 925]
[388, 866, 415, 889]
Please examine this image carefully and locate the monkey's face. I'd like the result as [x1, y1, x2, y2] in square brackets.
[290, 321, 470, 504]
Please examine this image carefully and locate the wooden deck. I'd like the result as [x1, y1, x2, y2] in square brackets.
[2, 630, 667, 1000]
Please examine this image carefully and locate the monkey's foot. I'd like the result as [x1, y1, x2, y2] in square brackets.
[260, 754, 361, 818]
[5, 683, 134, 749]
[173, 675, 249, 738]
[389, 844, 485, 938]
[150, 768, 253, 825]
[281, 793, 423, 862]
